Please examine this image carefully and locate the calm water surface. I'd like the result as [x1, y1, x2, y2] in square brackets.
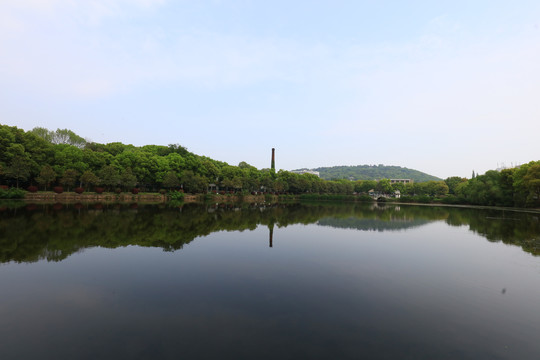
[1, 202, 540, 359]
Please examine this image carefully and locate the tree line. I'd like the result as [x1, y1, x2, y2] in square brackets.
[0, 124, 538, 208]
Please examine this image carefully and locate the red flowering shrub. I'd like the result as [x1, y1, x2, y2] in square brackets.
[131, 188, 139, 194]
[53, 186, 64, 194]
[27, 186, 38, 193]
[74, 187, 84, 194]
[95, 187, 104, 194]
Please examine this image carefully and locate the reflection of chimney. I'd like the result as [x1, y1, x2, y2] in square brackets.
[271, 148, 275, 171]
[269, 223, 274, 248]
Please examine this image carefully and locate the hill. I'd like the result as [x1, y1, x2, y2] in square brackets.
[294, 165, 442, 182]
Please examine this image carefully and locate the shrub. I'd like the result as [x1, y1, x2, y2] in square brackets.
[357, 194, 374, 202]
[440, 195, 465, 205]
[74, 187, 84, 194]
[95, 187, 104, 194]
[53, 186, 64, 194]
[131, 188, 139, 194]
[0, 188, 26, 199]
[168, 191, 185, 201]
[27, 186, 38, 193]
[114, 188, 122, 194]
[417, 195, 432, 204]
[0, 185, 8, 190]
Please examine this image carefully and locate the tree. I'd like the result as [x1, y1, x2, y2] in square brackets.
[354, 180, 377, 193]
[376, 179, 393, 194]
[120, 167, 138, 190]
[162, 171, 180, 189]
[60, 169, 79, 191]
[181, 170, 208, 193]
[80, 170, 99, 191]
[36, 165, 57, 191]
[523, 163, 540, 206]
[427, 181, 449, 196]
[445, 176, 467, 195]
[51, 128, 87, 148]
[5, 156, 31, 188]
[31, 127, 53, 142]
[99, 165, 119, 191]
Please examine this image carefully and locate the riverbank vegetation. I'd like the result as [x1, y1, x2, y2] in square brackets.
[1, 124, 539, 208]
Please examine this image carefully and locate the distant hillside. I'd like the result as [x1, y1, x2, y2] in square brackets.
[294, 165, 441, 182]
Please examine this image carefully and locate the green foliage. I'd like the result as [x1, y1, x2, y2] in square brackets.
[162, 171, 180, 189]
[79, 170, 99, 191]
[0, 187, 26, 199]
[445, 176, 467, 195]
[5, 156, 31, 188]
[99, 165, 120, 190]
[120, 167, 138, 190]
[60, 169, 78, 191]
[36, 165, 57, 190]
[168, 191, 185, 201]
[1, 124, 539, 208]
[33, 127, 86, 149]
[376, 179, 393, 194]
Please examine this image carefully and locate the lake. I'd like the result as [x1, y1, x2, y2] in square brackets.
[1, 202, 540, 359]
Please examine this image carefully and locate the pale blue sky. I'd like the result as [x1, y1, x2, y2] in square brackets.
[1, 0, 539, 178]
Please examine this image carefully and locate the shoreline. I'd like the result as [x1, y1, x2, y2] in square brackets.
[22, 192, 273, 204]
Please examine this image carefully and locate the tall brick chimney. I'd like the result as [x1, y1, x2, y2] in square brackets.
[271, 148, 275, 171]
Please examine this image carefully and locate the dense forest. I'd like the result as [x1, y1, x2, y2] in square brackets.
[297, 165, 441, 182]
[0, 124, 539, 208]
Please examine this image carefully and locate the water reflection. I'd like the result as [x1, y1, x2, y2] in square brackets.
[2, 202, 540, 359]
[1, 202, 539, 263]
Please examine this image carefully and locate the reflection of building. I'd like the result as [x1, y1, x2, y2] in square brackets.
[390, 179, 413, 184]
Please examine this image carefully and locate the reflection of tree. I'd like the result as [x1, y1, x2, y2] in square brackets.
[445, 207, 540, 256]
[1, 202, 540, 263]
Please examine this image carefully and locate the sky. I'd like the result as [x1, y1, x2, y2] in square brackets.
[1, 0, 539, 179]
